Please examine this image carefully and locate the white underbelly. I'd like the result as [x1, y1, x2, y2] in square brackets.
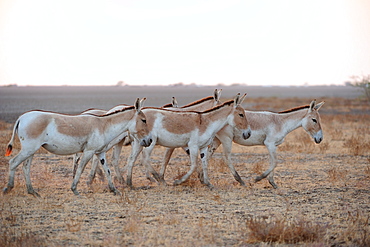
[156, 133, 191, 148]
[42, 135, 86, 155]
[234, 131, 266, 146]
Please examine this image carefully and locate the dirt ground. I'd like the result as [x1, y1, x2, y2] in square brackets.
[0, 85, 369, 246]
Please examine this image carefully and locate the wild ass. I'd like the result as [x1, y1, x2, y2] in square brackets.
[72, 105, 132, 184]
[159, 89, 223, 180]
[4, 98, 151, 196]
[84, 89, 223, 185]
[208, 100, 324, 188]
[125, 93, 251, 188]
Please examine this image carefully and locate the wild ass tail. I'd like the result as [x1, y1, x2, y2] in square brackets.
[5, 119, 20, 156]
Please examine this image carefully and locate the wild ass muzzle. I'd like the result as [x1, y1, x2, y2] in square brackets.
[4, 98, 151, 196]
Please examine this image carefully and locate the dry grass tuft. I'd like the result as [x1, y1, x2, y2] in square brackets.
[331, 210, 370, 246]
[344, 135, 370, 156]
[246, 215, 326, 244]
[0, 228, 46, 247]
[365, 163, 370, 179]
[65, 216, 84, 232]
[319, 142, 330, 154]
[124, 215, 141, 233]
[327, 167, 348, 184]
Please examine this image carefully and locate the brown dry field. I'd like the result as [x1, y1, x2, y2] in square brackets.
[0, 85, 369, 246]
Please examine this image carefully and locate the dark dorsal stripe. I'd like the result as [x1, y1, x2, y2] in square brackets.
[161, 103, 173, 108]
[200, 99, 233, 114]
[181, 96, 214, 108]
[278, 105, 310, 114]
[98, 106, 135, 117]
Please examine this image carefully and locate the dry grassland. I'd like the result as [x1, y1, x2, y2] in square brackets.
[0, 92, 369, 246]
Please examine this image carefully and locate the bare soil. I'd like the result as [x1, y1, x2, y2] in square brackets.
[0, 85, 369, 246]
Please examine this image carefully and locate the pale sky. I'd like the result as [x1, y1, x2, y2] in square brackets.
[1, 0, 370, 86]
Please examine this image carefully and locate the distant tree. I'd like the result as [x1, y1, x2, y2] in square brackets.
[171, 82, 184, 87]
[116, 81, 125, 86]
[348, 74, 370, 102]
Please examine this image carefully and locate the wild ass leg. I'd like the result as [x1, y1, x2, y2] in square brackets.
[22, 156, 40, 197]
[208, 137, 221, 158]
[96, 152, 120, 195]
[267, 170, 277, 189]
[199, 146, 213, 188]
[141, 143, 166, 185]
[87, 155, 105, 185]
[87, 155, 98, 185]
[159, 148, 175, 180]
[220, 136, 245, 186]
[71, 151, 94, 195]
[4, 148, 38, 195]
[72, 153, 81, 178]
[255, 143, 278, 189]
[173, 146, 198, 185]
[126, 140, 144, 188]
[111, 141, 125, 184]
[206, 136, 245, 186]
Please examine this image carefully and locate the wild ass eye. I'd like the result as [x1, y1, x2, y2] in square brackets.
[239, 113, 244, 118]
[141, 119, 147, 124]
[312, 118, 317, 123]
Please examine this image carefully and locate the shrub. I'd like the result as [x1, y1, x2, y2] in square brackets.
[246, 215, 326, 244]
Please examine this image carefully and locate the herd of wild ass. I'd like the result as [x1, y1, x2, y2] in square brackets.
[3, 90, 324, 196]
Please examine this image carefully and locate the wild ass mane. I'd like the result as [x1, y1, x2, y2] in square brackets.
[161, 103, 173, 108]
[97, 106, 135, 117]
[278, 104, 310, 114]
[181, 96, 214, 108]
[149, 99, 234, 115]
[161, 96, 215, 109]
[200, 99, 234, 114]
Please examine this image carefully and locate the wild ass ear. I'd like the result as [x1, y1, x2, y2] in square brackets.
[314, 101, 325, 111]
[308, 99, 316, 112]
[135, 97, 146, 112]
[214, 89, 222, 102]
[140, 97, 147, 108]
[234, 93, 241, 107]
[238, 93, 247, 105]
[172, 97, 178, 108]
[234, 93, 247, 107]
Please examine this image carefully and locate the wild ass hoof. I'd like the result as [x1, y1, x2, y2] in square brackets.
[3, 187, 12, 195]
[205, 183, 214, 190]
[71, 188, 80, 196]
[28, 189, 41, 197]
[238, 181, 246, 186]
[268, 180, 278, 189]
[112, 189, 122, 196]
[255, 175, 263, 183]
[146, 175, 157, 183]
[126, 180, 134, 189]
[173, 179, 182, 186]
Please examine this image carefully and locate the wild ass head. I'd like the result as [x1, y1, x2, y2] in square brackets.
[132, 98, 152, 147]
[302, 100, 325, 144]
[230, 93, 251, 140]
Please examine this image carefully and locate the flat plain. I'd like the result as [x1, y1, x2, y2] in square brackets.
[0, 85, 369, 246]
